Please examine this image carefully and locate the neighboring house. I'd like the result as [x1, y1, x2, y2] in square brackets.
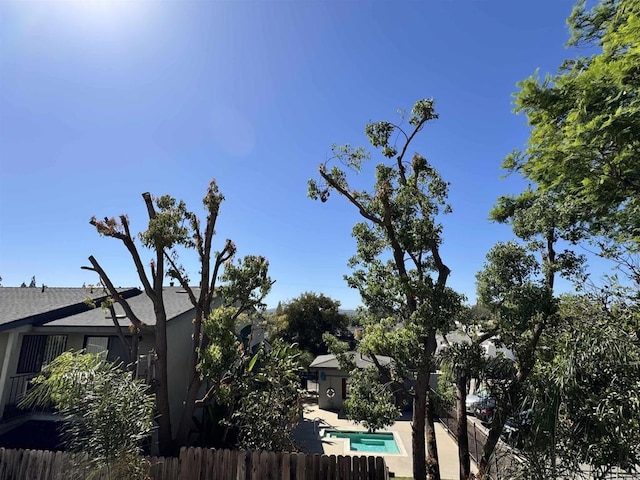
[308, 331, 514, 413]
[436, 331, 515, 362]
[0, 285, 267, 445]
[309, 352, 394, 410]
[436, 331, 516, 396]
[0, 286, 202, 437]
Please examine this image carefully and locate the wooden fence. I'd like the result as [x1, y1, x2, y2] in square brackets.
[0, 447, 389, 480]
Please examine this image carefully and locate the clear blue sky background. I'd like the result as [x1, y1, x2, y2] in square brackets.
[1, 0, 592, 308]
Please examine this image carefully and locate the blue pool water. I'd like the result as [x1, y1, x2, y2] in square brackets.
[325, 431, 400, 454]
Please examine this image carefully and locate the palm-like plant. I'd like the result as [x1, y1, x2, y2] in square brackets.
[20, 351, 155, 479]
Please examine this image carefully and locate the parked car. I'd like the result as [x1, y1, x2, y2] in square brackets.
[474, 397, 497, 424]
[465, 390, 491, 415]
[501, 409, 533, 447]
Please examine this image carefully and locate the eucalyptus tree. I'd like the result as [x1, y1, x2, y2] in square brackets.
[309, 99, 464, 480]
[87, 179, 272, 454]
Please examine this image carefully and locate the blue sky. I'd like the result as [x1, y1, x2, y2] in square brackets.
[1, 0, 590, 308]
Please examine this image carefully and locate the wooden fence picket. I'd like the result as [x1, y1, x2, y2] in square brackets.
[236, 450, 247, 480]
[0, 446, 389, 480]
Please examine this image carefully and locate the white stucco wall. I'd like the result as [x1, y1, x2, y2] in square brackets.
[165, 310, 198, 435]
[316, 369, 348, 410]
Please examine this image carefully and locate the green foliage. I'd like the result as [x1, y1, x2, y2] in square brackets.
[229, 340, 304, 451]
[20, 351, 154, 479]
[278, 292, 349, 357]
[476, 241, 555, 356]
[506, 0, 640, 247]
[140, 196, 191, 251]
[518, 293, 640, 478]
[199, 306, 242, 383]
[217, 255, 272, 311]
[433, 366, 456, 415]
[198, 289, 302, 451]
[343, 367, 400, 432]
[485, 3, 640, 476]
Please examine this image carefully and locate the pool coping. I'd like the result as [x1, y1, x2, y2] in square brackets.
[320, 428, 408, 457]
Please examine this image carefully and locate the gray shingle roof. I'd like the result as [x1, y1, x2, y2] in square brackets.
[0, 287, 198, 330]
[48, 287, 198, 327]
[309, 352, 394, 370]
[1, 287, 102, 324]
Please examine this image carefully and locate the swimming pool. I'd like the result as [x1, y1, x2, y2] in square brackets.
[324, 430, 400, 454]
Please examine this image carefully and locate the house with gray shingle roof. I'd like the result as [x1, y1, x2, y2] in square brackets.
[0, 286, 200, 436]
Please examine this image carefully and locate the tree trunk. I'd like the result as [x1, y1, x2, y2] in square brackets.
[413, 371, 428, 480]
[174, 304, 206, 448]
[154, 310, 173, 456]
[456, 376, 471, 480]
[174, 377, 203, 447]
[478, 415, 504, 477]
[426, 390, 441, 480]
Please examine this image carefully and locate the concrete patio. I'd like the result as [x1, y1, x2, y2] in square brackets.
[294, 399, 476, 479]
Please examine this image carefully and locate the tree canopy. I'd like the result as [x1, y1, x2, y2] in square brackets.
[505, 0, 640, 248]
[508, 292, 640, 479]
[278, 292, 349, 357]
[484, 1, 640, 477]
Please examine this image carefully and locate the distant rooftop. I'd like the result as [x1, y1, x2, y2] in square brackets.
[309, 352, 394, 370]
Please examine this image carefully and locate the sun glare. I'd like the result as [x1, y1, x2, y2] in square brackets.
[62, 0, 153, 34]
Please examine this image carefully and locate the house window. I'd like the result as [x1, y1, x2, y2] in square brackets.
[16, 335, 67, 374]
[85, 336, 109, 355]
[84, 336, 130, 364]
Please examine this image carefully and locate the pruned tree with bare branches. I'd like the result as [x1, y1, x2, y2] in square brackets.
[86, 179, 272, 455]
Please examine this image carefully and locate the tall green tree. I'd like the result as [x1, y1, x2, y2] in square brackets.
[474, 240, 555, 476]
[491, 3, 640, 475]
[279, 292, 349, 357]
[88, 179, 272, 454]
[475, 186, 585, 477]
[309, 99, 463, 480]
[505, 0, 640, 254]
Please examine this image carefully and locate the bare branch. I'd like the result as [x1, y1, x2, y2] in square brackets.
[164, 252, 198, 307]
[107, 304, 133, 365]
[395, 118, 429, 185]
[142, 192, 156, 219]
[319, 167, 383, 227]
[84, 256, 147, 329]
[208, 240, 236, 302]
